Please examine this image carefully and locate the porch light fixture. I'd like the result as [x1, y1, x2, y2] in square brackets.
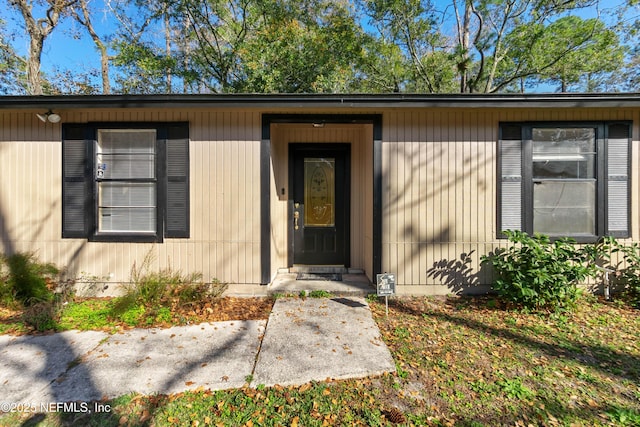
[36, 110, 61, 123]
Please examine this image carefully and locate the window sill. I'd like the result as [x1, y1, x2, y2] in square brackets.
[89, 233, 161, 243]
[498, 233, 600, 244]
[544, 235, 599, 244]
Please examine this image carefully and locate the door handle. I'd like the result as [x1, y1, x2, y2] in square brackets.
[293, 211, 300, 230]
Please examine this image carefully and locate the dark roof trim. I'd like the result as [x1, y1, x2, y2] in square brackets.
[2, 93, 640, 110]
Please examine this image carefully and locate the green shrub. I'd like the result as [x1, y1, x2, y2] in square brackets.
[110, 292, 138, 318]
[0, 258, 12, 306]
[0, 252, 59, 307]
[110, 250, 227, 326]
[481, 231, 594, 311]
[175, 278, 226, 306]
[22, 301, 58, 331]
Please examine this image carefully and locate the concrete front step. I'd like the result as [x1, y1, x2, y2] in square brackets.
[284, 266, 365, 274]
[268, 273, 374, 296]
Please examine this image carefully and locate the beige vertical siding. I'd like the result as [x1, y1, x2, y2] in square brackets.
[269, 123, 374, 280]
[0, 112, 62, 260]
[382, 110, 497, 293]
[0, 109, 262, 288]
[2, 106, 640, 294]
[382, 107, 640, 294]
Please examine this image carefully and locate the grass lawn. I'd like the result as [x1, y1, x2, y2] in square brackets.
[1, 295, 639, 426]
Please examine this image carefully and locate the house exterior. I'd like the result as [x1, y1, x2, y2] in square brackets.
[0, 93, 639, 295]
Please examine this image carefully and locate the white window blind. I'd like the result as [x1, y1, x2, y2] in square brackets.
[96, 129, 157, 233]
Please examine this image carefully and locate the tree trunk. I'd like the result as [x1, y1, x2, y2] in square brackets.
[164, 11, 172, 93]
[27, 33, 45, 95]
[460, 2, 471, 93]
[10, 0, 69, 95]
[100, 46, 110, 94]
[454, 0, 472, 93]
[72, 0, 110, 93]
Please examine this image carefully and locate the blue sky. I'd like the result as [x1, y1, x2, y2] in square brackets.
[3, 0, 121, 82]
[1, 0, 634, 92]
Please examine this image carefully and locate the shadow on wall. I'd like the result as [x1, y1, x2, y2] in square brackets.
[0, 204, 13, 256]
[426, 250, 492, 295]
[382, 131, 494, 295]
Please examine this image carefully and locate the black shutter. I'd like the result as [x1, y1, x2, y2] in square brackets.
[62, 125, 91, 238]
[606, 123, 631, 238]
[498, 124, 523, 236]
[165, 124, 190, 238]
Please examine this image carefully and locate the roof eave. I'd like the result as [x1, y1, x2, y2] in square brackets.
[2, 93, 640, 109]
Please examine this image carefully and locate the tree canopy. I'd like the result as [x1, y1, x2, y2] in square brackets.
[0, 18, 27, 94]
[1, 0, 638, 94]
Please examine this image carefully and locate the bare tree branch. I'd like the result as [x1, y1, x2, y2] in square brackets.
[9, 0, 77, 94]
[70, 0, 110, 93]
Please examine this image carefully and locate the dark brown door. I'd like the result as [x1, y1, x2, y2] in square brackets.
[290, 144, 350, 266]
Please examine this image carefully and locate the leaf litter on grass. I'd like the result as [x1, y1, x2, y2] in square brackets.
[2, 295, 639, 426]
[370, 296, 640, 426]
[0, 296, 274, 335]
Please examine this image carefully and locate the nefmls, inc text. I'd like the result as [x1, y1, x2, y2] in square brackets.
[0, 401, 111, 413]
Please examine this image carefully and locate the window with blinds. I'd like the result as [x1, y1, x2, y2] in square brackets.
[96, 130, 157, 233]
[62, 123, 190, 242]
[498, 121, 631, 241]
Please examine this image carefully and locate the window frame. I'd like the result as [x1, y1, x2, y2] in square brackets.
[62, 122, 189, 243]
[498, 121, 631, 243]
[92, 126, 164, 242]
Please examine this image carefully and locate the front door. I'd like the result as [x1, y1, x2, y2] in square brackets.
[290, 144, 350, 266]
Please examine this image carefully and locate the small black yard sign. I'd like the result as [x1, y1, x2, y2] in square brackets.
[376, 273, 395, 316]
[376, 273, 395, 296]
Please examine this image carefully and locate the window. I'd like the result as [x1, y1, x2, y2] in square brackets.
[498, 122, 631, 241]
[62, 123, 189, 242]
[97, 130, 157, 233]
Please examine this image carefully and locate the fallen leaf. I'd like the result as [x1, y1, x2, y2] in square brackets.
[139, 410, 151, 423]
[299, 383, 311, 393]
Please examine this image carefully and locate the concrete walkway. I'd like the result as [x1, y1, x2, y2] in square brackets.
[0, 297, 395, 404]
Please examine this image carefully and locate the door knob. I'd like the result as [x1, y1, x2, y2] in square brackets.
[293, 211, 299, 230]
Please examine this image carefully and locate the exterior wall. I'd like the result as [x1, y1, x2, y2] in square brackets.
[2, 104, 639, 295]
[382, 107, 640, 294]
[269, 123, 374, 280]
[0, 109, 262, 290]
